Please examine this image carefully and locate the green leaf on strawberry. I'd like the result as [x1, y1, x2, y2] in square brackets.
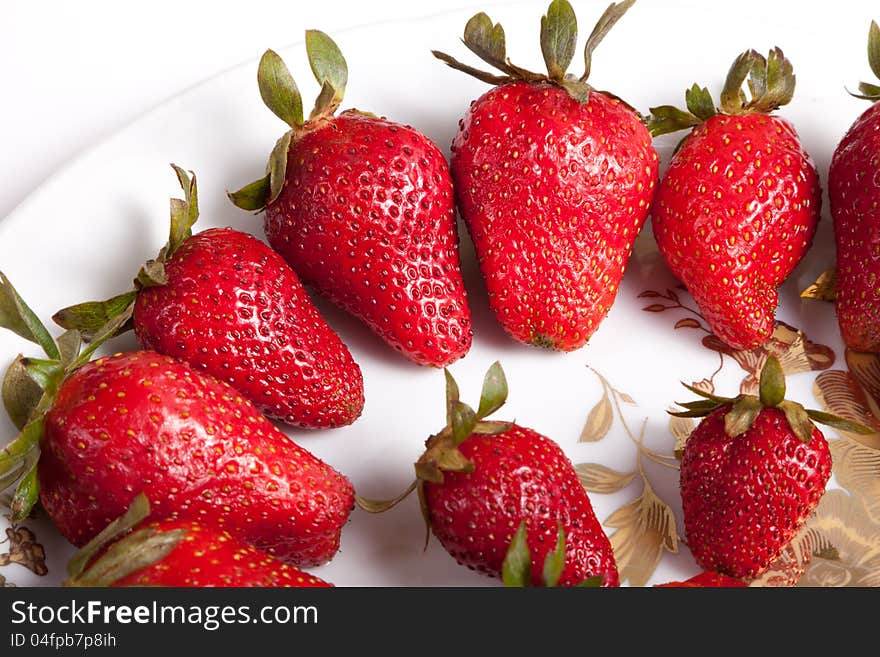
[541, 0, 577, 80]
[501, 522, 531, 587]
[433, 0, 637, 103]
[476, 361, 507, 420]
[649, 47, 797, 138]
[257, 49, 304, 129]
[850, 19, 880, 100]
[2, 356, 43, 430]
[305, 29, 347, 113]
[0, 273, 60, 360]
[671, 355, 874, 442]
[502, 520, 604, 588]
[52, 292, 136, 343]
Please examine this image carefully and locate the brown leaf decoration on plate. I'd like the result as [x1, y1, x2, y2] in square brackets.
[798, 490, 880, 587]
[740, 377, 759, 395]
[813, 370, 880, 449]
[703, 322, 834, 394]
[616, 390, 636, 405]
[604, 474, 678, 587]
[689, 378, 715, 395]
[669, 415, 695, 460]
[751, 526, 812, 587]
[674, 318, 702, 330]
[637, 290, 664, 299]
[580, 391, 612, 443]
[771, 323, 834, 375]
[829, 438, 880, 525]
[575, 463, 637, 494]
[845, 349, 880, 419]
[800, 268, 836, 302]
[0, 527, 48, 576]
[642, 304, 669, 313]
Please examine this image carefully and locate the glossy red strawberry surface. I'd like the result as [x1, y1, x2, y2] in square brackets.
[680, 406, 831, 579]
[134, 227, 363, 428]
[265, 111, 471, 368]
[830, 101, 880, 352]
[110, 520, 331, 588]
[652, 113, 820, 350]
[450, 82, 658, 350]
[654, 571, 747, 587]
[423, 424, 618, 587]
[39, 350, 355, 567]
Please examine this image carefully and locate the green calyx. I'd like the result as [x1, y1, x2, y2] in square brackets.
[648, 47, 796, 138]
[53, 165, 200, 343]
[502, 521, 603, 587]
[0, 272, 132, 520]
[848, 20, 880, 101]
[65, 494, 185, 587]
[414, 361, 511, 485]
[228, 31, 349, 212]
[432, 0, 636, 104]
[670, 355, 874, 442]
[354, 362, 512, 550]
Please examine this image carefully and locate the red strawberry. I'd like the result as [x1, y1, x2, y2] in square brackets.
[654, 571, 747, 588]
[649, 49, 820, 350]
[39, 350, 354, 566]
[433, 0, 658, 350]
[672, 356, 870, 579]
[65, 495, 331, 588]
[230, 32, 471, 368]
[0, 285, 355, 566]
[830, 21, 880, 352]
[53, 167, 363, 429]
[360, 362, 617, 586]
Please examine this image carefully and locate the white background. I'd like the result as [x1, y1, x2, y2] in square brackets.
[0, 0, 496, 220]
[3, 0, 877, 220]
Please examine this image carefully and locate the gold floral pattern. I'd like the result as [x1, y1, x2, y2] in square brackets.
[639, 289, 834, 395]
[576, 368, 679, 586]
[801, 269, 837, 302]
[0, 525, 48, 584]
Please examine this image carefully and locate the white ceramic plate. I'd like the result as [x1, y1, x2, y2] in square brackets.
[1, 0, 875, 587]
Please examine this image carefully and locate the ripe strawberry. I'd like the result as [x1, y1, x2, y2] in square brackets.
[360, 362, 617, 586]
[830, 21, 880, 352]
[654, 571, 747, 588]
[0, 285, 354, 566]
[433, 0, 658, 350]
[230, 32, 471, 367]
[672, 356, 870, 579]
[39, 350, 354, 566]
[65, 495, 331, 587]
[54, 167, 363, 429]
[649, 49, 820, 350]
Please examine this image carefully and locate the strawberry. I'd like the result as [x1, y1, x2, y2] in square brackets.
[0, 275, 354, 565]
[433, 0, 658, 350]
[830, 21, 880, 352]
[648, 49, 820, 350]
[40, 350, 354, 566]
[654, 571, 747, 588]
[361, 362, 617, 586]
[54, 166, 363, 429]
[230, 32, 471, 368]
[65, 495, 331, 587]
[671, 356, 871, 579]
